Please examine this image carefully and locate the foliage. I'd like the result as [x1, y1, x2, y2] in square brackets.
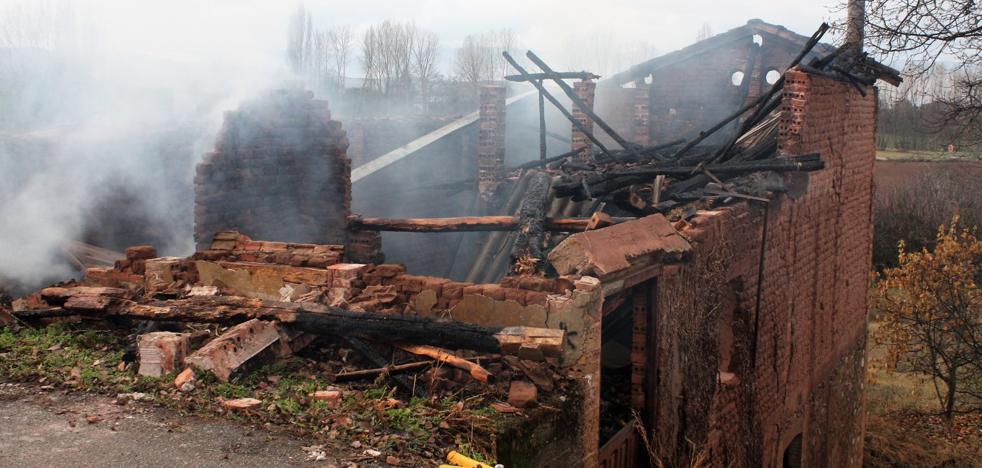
[872, 217, 982, 423]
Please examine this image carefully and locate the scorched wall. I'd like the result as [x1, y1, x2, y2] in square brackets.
[194, 89, 351, 250]
[648, 68, 876, 467]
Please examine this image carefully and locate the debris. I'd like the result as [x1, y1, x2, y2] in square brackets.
[185, 319, 281, 382]
[137, 331, 191, 377]
[507, 380, 538, 409]
[86, 415, 102, 424]
[310, 389, 342, 403]
[174, 367, 196, 391]
[187, 285, 219, 297]
[490, 402, 520, 414]
[385, 455, 401, 466]
[222, 398, 262, 411]
[363, 449, 381, 457]
[396, 345, 492, 383]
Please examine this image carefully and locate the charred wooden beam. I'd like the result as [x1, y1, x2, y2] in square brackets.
[505, 71, 600, 82]
[349, 214, 633, 233]
[554, 155, 824, 200]
[510, 172, 553, 273]
[22, 294, 565, 357]
[502, 51, 612, 158]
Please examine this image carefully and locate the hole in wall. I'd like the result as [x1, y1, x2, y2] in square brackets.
[753, 34, 763, 46]
[782, 433, 803, 468]
[766, 69, 781, 84]
[731, 70, 745, 86]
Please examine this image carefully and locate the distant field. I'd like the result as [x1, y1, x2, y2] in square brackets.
[876, 149, 982, 161]
[875, 158, 982, 192]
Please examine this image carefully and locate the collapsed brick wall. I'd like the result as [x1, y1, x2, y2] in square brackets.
[194, 89, 351, 250]
[648, 69, 877, 467]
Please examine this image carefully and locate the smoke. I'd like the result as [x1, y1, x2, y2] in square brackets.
[0, 0, 294, 290]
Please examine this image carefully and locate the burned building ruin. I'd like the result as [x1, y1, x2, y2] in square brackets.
[11, 20, 901, 468]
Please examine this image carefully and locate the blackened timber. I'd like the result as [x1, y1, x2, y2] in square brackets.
[82, 296, 564, 356]
[538, 85, 547, 160]
[553, 155, 823, 199]
[349, 215, 633, 232]
[505, 71, 600, 82]
[502, 51, 612, 158]
[510, 171, 552, 271]
[525, 51, 643, 161]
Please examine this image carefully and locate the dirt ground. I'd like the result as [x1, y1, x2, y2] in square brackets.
[0, 382, 364, 467]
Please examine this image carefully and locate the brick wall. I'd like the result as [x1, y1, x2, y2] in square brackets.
[571, 80, 596, 161]
[648, 69, 877, 467]
[478, 85, 507, 198]
[194, 89, 351, 250]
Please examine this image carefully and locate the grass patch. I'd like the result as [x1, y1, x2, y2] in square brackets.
[0, 323, 508, 465]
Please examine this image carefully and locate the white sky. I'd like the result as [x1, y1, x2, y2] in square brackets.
[1, 0, 846, 73]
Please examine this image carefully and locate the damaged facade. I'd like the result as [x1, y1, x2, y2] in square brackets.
[8, 20, 899, 467]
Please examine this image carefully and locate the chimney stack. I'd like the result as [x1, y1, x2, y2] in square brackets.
[846, 0, 866, 52]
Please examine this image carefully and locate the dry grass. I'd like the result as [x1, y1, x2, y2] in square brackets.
[865, 323, 982, 467]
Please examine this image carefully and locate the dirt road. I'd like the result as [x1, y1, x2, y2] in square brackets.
[0, 383, 338, 467]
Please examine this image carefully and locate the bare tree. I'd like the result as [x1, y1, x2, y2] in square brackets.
[860, 0, 981, 144]
[454, 35, 491, 88]
[360, 21, 415, 96]
[489, 29, 518, 81]
[412, 31, 440, 110]
[327, 25, 353, 89]
[287, 3, 312, 75]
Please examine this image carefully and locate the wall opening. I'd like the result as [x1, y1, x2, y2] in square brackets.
[765, 69, 781, 85]
[782, 433, 803, 468]
[731, 70, 745, 86]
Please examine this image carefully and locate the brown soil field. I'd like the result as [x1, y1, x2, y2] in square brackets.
[875, 159, 982, 192]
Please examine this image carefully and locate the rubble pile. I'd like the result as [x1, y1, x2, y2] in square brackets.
[2, 230, 584, 462]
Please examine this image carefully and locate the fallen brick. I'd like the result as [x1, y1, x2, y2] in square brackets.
[174, 367, 196, 390]
[125, 245, 158, 261]
[186, 319, 281, 382]
[222, 397, 262, 410]
[507, 380, 538, 408]
[138, 332, 191, 377]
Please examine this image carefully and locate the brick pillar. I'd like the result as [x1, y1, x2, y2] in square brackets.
[478, 85, 506, 199]
[632, 85, 651, 147]
[571, 80, 596, 161]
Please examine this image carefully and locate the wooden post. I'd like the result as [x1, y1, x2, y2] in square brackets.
[538, 83, 547, 161]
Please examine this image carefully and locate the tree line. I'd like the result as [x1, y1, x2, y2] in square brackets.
[286, 4, 519, 113]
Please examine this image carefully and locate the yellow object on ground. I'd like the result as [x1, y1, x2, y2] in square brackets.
[438, 465, 465, 468]
[447, 451, 494, 468]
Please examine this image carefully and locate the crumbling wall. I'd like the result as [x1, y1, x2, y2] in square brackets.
[649, 69, 877, 467]
[194, 89, 351, 250]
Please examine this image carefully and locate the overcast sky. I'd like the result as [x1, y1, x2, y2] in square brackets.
[1, 0, 847, 74]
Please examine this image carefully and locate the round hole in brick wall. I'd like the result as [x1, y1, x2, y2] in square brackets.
[731, 70, 745, 86]
[766, 69, 781, 84]
[753, 34, 763, 46]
